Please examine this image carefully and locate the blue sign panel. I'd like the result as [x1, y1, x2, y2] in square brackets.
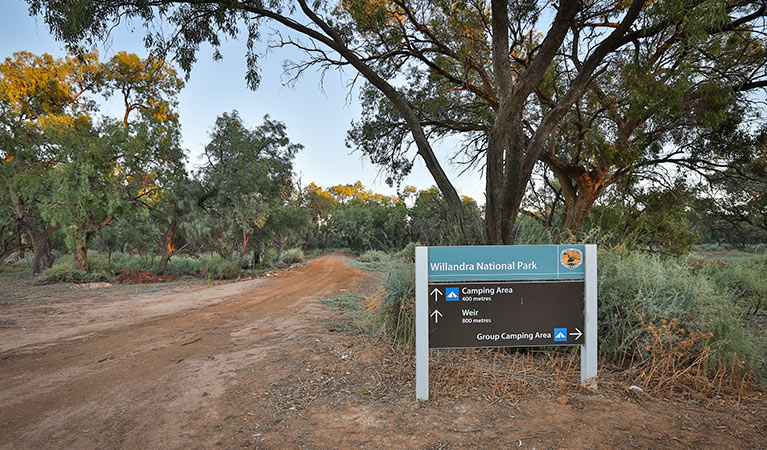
[445, 287, 460, 301]
[428, 245, 585, 281]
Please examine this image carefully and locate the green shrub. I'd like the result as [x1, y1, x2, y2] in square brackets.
[261, 248, 278, 266]
[700, 256, 767, 313]
[513, 215, 553, 245]
[166, 255, 203, 276]
[108, 252, 155, 272]
[200, 254, 239, 279]
[395, 242, 422, 262]
[358, 250, 389, 263]
[367, 259, 415, 349]
[598, 248, 764, 382]
[279, 248, 305, 265]
[38, 263, 111, 283]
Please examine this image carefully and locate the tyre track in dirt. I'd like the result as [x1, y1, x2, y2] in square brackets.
[0, 253, 363, 449]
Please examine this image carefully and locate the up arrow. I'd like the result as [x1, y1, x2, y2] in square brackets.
[430, 288, 442, 302]
[430, 309, 443, 323]
[569, 328, 583, 340]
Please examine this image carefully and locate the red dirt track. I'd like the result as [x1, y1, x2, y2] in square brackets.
[0, 253, 361, 449]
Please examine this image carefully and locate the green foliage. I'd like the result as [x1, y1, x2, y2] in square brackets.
[278, 248, 305, 265]
[358, 250, 389, 263]
[598, 248, 764, 380]
[408, 188, 483, 246]
[195, 111, 301, 259]
[368, 259, 415, 349]
[394, 242, 422, 262]
[165, 255, 202, 276]
[512, 215, 554, 245]
[200, 254, 239, 280]
[38, 263, 110, 283]
[699, 256, 767, 313]
[319, 292, 363, 312]
[1, 50, 186, 272]
[584, 182, 699, 255]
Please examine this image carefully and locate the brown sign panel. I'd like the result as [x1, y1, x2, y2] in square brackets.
[428, 281, 585, 349]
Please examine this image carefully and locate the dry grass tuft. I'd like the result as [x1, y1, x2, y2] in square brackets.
[429, 348, 581, 400]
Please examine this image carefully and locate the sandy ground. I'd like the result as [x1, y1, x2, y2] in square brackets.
[1, 253, 765, 449]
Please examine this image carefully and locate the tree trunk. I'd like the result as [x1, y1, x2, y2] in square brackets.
[485, 120, 537, 245]
[561, 191, 600, 237]
[71, 214, 113, 273]
[158, 219, 177, 274]
[73, 242, 89, 272]
[30, 227, 57, 274]
[542, 153, 615, 238]
[10, 190, 59, 274]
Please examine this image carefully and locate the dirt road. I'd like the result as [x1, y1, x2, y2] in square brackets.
[1, 253, 765, 449]
[0, 253, 365, 449]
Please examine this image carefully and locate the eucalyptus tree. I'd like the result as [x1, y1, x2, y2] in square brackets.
[196, 111, 301, 261]
[25, 0, 767, 244]
[0, 50, 186, 272]
[0, 51, 100, 273]
[538, 12, 767, 236]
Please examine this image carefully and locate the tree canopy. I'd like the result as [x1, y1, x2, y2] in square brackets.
[0, 50, 186, 271]
[24, 0, 767, 244]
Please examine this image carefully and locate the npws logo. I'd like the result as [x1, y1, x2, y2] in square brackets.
[560, 248, 583, 270]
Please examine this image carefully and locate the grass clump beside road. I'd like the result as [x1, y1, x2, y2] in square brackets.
[319, 292, 364, 312]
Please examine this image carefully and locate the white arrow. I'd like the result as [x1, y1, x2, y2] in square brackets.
[569, 328, 583, 340]
[430, 288, 442, 302]
[430, 309, 443, 323]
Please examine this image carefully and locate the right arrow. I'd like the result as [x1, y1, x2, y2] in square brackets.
[569, 328, 583, 340]
[430, 309, 443, 323]
[430, 288, 442, 302]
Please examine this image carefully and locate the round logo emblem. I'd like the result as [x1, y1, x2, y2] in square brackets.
[560, 248, 583, 270]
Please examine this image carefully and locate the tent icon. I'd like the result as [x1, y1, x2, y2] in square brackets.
[554, 328, 567, 342]
[446, 287, 460, 301]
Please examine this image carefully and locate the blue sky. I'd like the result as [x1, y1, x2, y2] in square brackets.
[1, 1, 485, 202]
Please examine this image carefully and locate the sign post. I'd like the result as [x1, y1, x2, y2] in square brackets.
[415, 245, 597, 401]
[415, 246, 429, 401]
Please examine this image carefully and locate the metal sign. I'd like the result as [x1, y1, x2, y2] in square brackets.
[415, 245, 598, 401]
[428, 244, 585, 281]
[428, 281, 584, 348]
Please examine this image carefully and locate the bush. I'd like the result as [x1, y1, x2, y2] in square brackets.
[166, 255, 204, 276]
[512, 215, 553, 245]
[39, 263, 111, 284]
[699, 256, 767, 313]
[598, 248, 765, 387]
[279, 248, 305, 265]
[395, 242, 422, 262]
[109, 252, 155, 273]
[367, 259, 415, 349]
[358, 250, 388, 263]
[200, 254, 239, 279]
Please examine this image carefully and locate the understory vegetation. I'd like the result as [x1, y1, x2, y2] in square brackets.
[32, 247, 307, 283]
